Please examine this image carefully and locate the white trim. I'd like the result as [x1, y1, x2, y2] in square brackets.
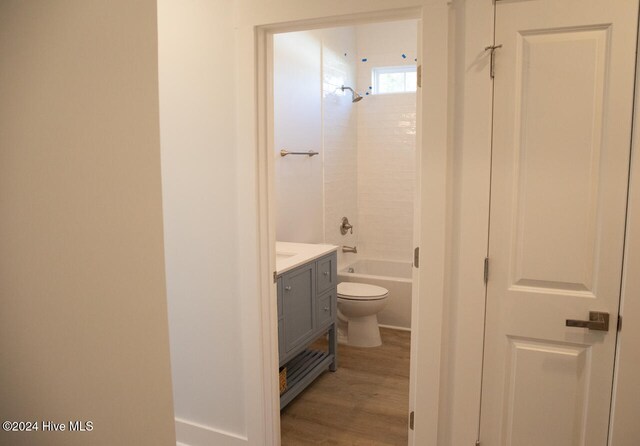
[608, 17, 640, 442]
[254, 26, 281, 446]
[175, 418, 248, 446]
[379, 324, 412, 332]
[254, 6, 423, 35]
[408, 4, 450, 445]
[437, 1, 495, 445]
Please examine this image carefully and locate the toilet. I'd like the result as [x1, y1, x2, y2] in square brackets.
[337, 282, 389, 347]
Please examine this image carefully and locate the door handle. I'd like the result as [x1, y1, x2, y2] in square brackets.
[566, 311, 610, 331]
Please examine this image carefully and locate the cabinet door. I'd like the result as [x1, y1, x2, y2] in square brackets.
[282, 264, 315, 354]
[316, 254, 335, 295]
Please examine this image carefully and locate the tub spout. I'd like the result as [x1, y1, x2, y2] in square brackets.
[342, 245, 357, 253]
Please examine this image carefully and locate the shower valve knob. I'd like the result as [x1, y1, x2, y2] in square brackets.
[340, 217, 354, 235]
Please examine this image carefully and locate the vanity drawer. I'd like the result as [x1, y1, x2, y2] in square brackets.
[316, 253, 336, 294]
[316, 289, 335, 329]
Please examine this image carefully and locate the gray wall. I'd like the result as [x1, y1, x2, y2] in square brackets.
[0, 2, 176, 445]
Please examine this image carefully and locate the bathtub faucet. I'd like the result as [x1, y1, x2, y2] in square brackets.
[342, 245, 357, 253]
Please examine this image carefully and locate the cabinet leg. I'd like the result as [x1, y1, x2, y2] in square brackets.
[329, 324, 338, 371]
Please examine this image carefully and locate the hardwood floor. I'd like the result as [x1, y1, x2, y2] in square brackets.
[280, 328, 411, 446]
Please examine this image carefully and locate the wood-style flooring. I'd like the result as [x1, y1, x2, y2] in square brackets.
[280, 328, 411, 446]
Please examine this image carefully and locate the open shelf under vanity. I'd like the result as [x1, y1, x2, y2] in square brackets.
[280, 348, 335, 409]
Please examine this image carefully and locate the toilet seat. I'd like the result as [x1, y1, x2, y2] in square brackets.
[337, 282, 389, 301]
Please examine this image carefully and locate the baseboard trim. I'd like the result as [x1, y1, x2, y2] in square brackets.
[175, 418, 248, 446]
[379, 324, 411, 332]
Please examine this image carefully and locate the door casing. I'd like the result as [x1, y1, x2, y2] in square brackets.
[253, 4, 449, 446]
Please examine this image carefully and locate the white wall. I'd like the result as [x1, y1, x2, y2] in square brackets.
[355, 21, 418, 262]
[0, 1, 176, 445]
[273, 26, 361, 268]
[274, 31, 324, 243]
[157, 0, 247, 443]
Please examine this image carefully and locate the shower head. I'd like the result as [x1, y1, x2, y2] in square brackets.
[341, 85, 363, 103]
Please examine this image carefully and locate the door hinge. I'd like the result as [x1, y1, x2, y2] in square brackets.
[617, 315, 623, 332]
[483, 257, 489, 284]
[484, 44, 502, 79]
[475, 441, 481, 446]
[417, 65, 422, 88]
[273, 271, 277, 283]
[414, 247, 420, 268]
[409, 411, 415, 430]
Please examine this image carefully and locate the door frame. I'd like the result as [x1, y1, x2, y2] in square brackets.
[253, 4, 449, 445]
[608, 5, 640, 441]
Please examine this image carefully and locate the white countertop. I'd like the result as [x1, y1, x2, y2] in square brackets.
[276, 241, 338, 276]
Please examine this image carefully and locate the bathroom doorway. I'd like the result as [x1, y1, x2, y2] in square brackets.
[269, 18, 420, 445]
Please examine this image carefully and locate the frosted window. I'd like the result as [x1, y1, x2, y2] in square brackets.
[373, 66, 417, 94]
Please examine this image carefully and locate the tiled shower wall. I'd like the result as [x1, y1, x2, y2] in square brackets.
[355, 21, 418, 262]
[322, 28, 359, 267]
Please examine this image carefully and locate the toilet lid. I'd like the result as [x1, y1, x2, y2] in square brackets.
[337, 282, 389, 300]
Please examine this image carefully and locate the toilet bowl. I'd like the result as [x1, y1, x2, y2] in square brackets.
[337, 282, 389, 347]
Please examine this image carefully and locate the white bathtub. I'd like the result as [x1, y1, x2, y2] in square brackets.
[338, 259, 412, 330]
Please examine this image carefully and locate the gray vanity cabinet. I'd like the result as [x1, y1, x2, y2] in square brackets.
[277, 251, 337, 409]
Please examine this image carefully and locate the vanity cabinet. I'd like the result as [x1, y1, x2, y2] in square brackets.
[277, 251, 337, 409]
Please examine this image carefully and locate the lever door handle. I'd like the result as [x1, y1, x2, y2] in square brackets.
[566, 311, 609, 331]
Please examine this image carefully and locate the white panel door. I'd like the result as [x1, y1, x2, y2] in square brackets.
[480, 1, 638, 445]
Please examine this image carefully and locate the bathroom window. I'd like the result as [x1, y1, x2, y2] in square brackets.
[372, 66, 417, 94]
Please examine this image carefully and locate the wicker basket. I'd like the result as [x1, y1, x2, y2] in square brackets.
[279, 367, 287, 394]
